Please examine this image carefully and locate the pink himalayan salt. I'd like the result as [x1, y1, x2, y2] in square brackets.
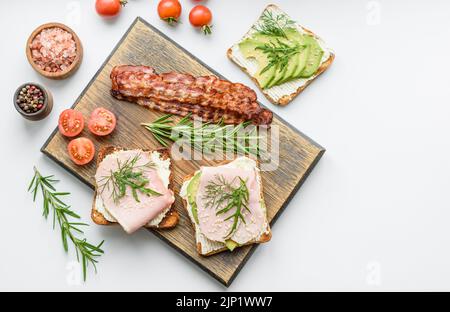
[30, 27, 77, 73]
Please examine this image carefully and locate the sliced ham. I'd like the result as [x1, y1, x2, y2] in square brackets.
[195, 160, 266, 245]
[95, 150, 175, 234]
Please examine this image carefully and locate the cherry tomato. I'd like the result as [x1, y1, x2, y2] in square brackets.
[95, 0, 127, 18]
[189, 5, 213, 35]
[158, 0, 182, 24]
[67, 137, 95, 166]
[88, 107, 117, 136]
[58, 109, 84, 137]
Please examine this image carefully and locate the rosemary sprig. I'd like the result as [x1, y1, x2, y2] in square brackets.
[141, 114, 263, 157]
[256, 39, 304, 74]
[252, 10, 295, 38]
[98, 154, 161, 203]
[28, 167, 104, 281]
[203, 175, 250, 238]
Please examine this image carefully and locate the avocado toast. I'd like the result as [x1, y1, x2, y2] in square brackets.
[228, 4, 335, 106]
[180, 157, 271, 256]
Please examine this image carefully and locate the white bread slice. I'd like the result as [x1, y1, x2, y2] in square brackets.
[180, 157, 271, 256]
[91, 146, 179, 229]
[227, 4, 335, 106]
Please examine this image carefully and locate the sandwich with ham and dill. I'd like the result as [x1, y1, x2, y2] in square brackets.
[92, 146, 178, 233]
[180, 156, 271, 256]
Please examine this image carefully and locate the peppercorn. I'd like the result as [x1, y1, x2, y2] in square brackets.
[16, 84, 45, 114]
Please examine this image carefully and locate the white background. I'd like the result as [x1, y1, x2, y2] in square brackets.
[1, 0, 449, 292]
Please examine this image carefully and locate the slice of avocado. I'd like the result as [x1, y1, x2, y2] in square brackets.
[280, 28, 305, 84]
[239, 37, 277, 89]
[280, 57, 298, 84]
[291, 43, 311, 79]
[278, 31, 308, 83]
[299, 35, 324, 78]
[262, 30, 301, 88]
[265, 63, 288, 89]
[256, 62, 277, 89]
[238, 38, 260, 58]
[225, 239, 239, 252]
[187, 172, 201, 224]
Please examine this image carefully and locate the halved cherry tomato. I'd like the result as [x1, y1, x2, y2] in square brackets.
[189, 5, 212, 35]
[58, 109, 84, 137]
[95, 0, 126, 18]
[88, 107, 117, 136]
[67, 137, 95, 165]
[158, 0, 182, 24]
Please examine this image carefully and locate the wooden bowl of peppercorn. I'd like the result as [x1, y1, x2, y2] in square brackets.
[14, 83, 53, 121]
[26, 22, 83, 80]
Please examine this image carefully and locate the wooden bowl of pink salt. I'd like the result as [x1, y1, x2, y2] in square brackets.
[26, 23, 83, 80]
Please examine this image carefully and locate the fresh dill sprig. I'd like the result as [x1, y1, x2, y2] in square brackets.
[141, 114, 263, 157]
[252, 10, 295, 38]
[203, 175, 250, 238]
[256, 39, 304, 74]
[98, 154, 161, 203]
[28, 167, 104, 281]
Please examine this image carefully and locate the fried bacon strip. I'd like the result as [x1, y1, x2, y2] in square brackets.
[110, 65, 273, 125]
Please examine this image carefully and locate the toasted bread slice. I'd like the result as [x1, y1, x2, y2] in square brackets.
[227, 4, 335, 106]
[180, 158, 271, 256]
[91, 146, 179, 229]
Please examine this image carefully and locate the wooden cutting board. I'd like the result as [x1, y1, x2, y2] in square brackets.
[41, 17, 325, 287]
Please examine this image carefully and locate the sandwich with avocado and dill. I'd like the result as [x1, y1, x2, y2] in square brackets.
[228, 4, 334, 106]
[180, 157, 271, 256]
